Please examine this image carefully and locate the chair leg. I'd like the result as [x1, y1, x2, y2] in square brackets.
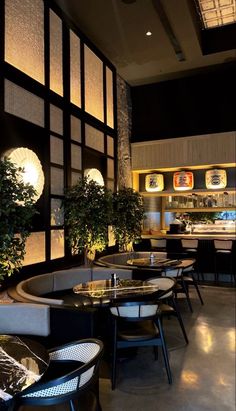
[181, 280, 193, 313]
[111, 321, 118, 390]
[70, 399, 77, 411]
[192, 278, 204, 305]
[154, 345, 159, 360]
[156, 317, 172, 384]
[172, 297, 189, 344]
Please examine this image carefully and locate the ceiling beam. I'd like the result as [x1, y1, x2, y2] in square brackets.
[152, 0, 185, 62]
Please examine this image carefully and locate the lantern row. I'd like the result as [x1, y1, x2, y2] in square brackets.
[145, 169, 227, 192]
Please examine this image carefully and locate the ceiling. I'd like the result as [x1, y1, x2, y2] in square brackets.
[54, 0, 236, 86]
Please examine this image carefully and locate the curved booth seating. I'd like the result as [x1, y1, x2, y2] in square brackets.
[14, 267, 133, 306]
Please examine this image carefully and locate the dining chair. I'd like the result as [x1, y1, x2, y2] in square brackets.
[163, 264, 204, 312]
[109, 300, 172, 390]
[147, 277, 189, 344]
[181, 238, 203, 281]
[214, 239, 234, 284]
[11, 338, 104, 411]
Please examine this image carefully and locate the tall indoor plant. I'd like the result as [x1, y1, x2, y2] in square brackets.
[64, 177, 112, 264]
[0, 158, 36, 282]
[112, 187, 145, 252]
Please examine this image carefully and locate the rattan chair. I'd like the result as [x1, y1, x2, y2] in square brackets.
[109, 300, 172, 390]
[11, 339, 104, 411]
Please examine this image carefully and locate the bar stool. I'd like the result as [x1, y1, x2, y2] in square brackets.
[150, 238, 167, 251]
[181, 239, 203, 281]
[214, 239, 234, 284]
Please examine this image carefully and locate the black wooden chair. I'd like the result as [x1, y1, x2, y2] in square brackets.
[11, 339, 104, 411]
[147, 277, 189, 344]
[109, 300, 172, 390]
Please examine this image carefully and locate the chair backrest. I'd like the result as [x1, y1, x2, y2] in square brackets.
[110, 300, 159, 319]
[150, 239, 167, 249]
[20, 339, 103, 400]
[0, 303, 50, 336]
[214, 239, 233, 250]
[147, 277, 175, 299]
[181, 239, 198, 249]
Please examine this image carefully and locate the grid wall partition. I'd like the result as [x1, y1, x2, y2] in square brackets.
[0, 0, 117, 272]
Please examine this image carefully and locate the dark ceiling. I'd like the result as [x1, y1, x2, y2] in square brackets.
[54, 0, 236, 86]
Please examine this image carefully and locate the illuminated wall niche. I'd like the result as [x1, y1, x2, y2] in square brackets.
[1, 0, 116, 271]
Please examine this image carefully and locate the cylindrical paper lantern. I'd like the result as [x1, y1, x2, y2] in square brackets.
[205, 169, 227, 189]
[145, 174, 164, 192]
[173, 171, 194, 191]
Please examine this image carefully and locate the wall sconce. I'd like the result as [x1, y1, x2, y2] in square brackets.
[84, 168, 104, 186]
[173, 171, 194, 191]
[6, 147, 45, 202]
[145, 173, 164, 192]
[205, 169, 227, 189]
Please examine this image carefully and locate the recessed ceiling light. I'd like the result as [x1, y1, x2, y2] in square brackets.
[146, 30, 152, 36]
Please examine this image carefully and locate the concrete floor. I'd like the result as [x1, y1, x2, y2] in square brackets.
[99, 285, 236, 411]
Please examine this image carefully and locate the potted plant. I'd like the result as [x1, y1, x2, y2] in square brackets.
[64, 177, 112, 265]
[111, 187, 145, 252]
[0, 158, 36, 284]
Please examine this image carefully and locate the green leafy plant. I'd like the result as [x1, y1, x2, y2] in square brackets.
[64, 177, 112, 263]
[112, 187, 145, 252]
[0, 158, 36, 281]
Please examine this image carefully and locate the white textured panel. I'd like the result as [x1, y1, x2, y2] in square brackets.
[50, 136, 64, 165]
[107, 158, 114, 179]
[70, 30, 81, 107]
[71, 116, 81, 142]
[131, 132, 236, 170]
[23, 232, 46, 265]
[85, 124, 104, 153]
[51, 199, 64, 226]
[50, 104, 63, 135]
[5, 0, 44, 84]
[4, 80, 44, 127]
[71, 171, 82, 186]
[71, 144, 82, 170]
[84, 46, 104, 122]
[51, 229, 65, 259]
[107, 135, 114, 157]
[106, 67, 114, 128]
[51, 167, 64, 195]
[50, 10, 63, 96]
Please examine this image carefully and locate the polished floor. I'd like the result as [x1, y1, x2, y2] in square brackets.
[99, 285, 236, 411]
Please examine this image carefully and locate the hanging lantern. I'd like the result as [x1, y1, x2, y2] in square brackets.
[145, 173, 164, 192]
[205, 169, 227, 189]
[173, 171, 194, 191]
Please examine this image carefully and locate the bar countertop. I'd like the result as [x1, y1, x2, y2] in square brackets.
[142, 233, 236, 240]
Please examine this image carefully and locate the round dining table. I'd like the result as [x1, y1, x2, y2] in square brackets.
[126, 256, 182, 269]
[0, 335, 49, 404]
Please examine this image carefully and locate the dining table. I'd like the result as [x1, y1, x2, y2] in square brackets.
[0, 335, 49, 405]
[73, 278, 160, 304]
[126, 256, 182, 269]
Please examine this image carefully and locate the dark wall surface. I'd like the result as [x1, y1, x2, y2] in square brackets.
[131, 62, 236, 142]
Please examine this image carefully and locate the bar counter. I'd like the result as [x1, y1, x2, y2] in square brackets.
[142, 233, 236, 240]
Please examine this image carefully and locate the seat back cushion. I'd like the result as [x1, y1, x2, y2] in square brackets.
[53, 268, 92, 291]
[0, 303, 50, 336]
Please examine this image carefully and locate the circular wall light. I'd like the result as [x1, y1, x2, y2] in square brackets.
[84, 168, 104, 186]
[6, 147, 45, 202]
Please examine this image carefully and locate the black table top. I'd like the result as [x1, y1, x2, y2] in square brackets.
[73, 278, 159, 300]
[0, 335, 49, 402]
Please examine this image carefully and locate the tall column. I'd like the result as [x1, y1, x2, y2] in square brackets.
[116, 75, 132, 188]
